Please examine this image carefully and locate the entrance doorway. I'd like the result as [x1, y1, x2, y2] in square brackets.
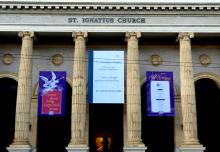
[141, 82, 175, 152]
[89, 104, 123, 152]
[195, 78, 220, 152]
[0, 78, 17, 152]
[37, 83, 72, 152]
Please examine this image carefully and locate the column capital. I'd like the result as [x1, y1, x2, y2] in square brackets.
[178, 32, 194, 41]
[72, 32, 88, 41]
[125, 32, 141, 41]
[18, 31, 34, 38]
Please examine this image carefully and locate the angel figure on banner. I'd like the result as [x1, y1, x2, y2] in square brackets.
[40, 71, 65, 95]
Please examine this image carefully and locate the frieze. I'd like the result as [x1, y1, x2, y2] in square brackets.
[0, 15, 149, 26]
[1, 14, 220, 32]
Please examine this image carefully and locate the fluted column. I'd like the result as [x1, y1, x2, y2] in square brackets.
[125, 32, 144, 147]
[29, 96, 38, 149]
[178, 32, 200, 146]
[68, 32, 88, 147]
[12, 31, 34, 146]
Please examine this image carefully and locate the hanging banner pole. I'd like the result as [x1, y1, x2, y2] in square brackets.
[146, 71, 175, 116]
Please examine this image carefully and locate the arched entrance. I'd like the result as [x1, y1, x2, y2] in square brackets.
[0, 78, 17, 152]
[37, 82, 72, 152]
[89, 104, 123, 152]
[195, 78, 220, 152]
[141, 82, 175, 152]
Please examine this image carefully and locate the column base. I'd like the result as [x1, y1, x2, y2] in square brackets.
[123, 146, 147, 152]
[178, 144, 205, 152]
[66, 145, 89, 152]
[7, 144, 33, 152]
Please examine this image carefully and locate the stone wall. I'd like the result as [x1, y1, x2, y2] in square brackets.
[1, 42, 220, 95]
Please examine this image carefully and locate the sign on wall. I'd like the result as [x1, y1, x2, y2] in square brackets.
[146, 71, 175, 116]
[88, 50, 124, 104]
[38, 71, 66, 116]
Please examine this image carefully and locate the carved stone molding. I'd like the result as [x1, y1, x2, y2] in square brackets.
[151, 54, 162, 66]
[18, 31, 34, 38]
[178, 32, 194, 42]
[194, 72, 220, 89]
[1, 2, 220, 11]
[72, 32, 88, 38]
[72, 32, 88, 41]
[51, 54, 64, 66]
[125, 32, 141, 38]
[0, 72, 18, 80]
[2, 53, 14, 65]
[199, 54, 211, 66]
[125, 32, 141, 42]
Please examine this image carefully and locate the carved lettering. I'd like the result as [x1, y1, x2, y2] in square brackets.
[67, 17, 146, 24]
[117, 18, 146, 23]
[82, 17, 114, 23]
[68, 18, 78, 23]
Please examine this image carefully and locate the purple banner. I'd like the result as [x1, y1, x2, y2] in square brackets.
[38, 71, 66, 116]
[146, 71, 175, 116]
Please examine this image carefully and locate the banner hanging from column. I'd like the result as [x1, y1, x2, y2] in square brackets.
[146, 71, 175, 116]
[38, 71, 66, 116]
[88, 50, 124, 104]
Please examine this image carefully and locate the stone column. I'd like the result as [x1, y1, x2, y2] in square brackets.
[178, 32, 204, 152]
[67, 32, 89, 152]
[8, 31, 34, 152]
[124, 32, 146, 152]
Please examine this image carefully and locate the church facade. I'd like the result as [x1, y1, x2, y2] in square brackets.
[0, 0, 220, 152]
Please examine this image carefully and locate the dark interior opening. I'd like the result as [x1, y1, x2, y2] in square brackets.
[89, 104, 123, 152]
[141, 82, 175, 152]
[37, 82, 72, 152]
[195, 78, 220, 152]
[0, 78, 17, 152]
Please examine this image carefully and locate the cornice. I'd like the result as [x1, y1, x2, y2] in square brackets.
[0, 2, 220, 11]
